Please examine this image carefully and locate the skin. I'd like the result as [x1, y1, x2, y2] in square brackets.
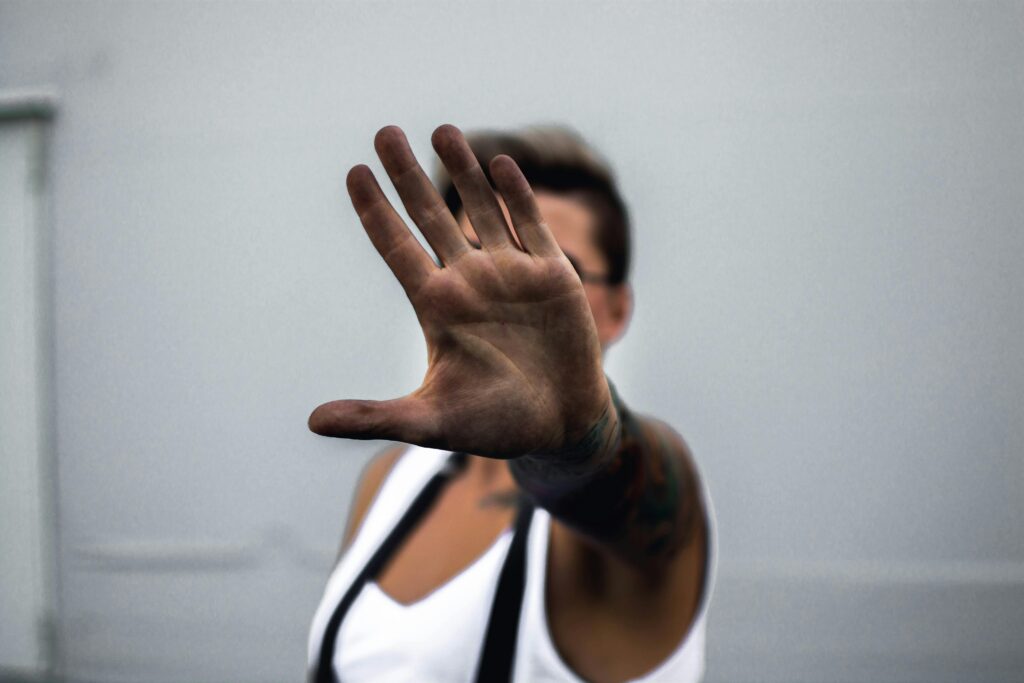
[311, 125, 708, 683]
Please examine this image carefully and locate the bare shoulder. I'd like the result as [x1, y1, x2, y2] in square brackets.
[338, 443, 408, 554]
[637, 412, 698, 469]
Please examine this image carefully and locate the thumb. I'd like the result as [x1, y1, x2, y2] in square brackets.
[308, 396, 437, 445]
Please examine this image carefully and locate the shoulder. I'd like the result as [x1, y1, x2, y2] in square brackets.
[632, 412, 696, 463]
[338, 443, 408, 553]
[632, 413, 704, 526]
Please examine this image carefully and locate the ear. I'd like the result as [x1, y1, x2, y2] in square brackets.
[600, 283, 634, 349]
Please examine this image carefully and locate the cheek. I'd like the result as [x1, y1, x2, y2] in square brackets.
[584, 288, 611, 328]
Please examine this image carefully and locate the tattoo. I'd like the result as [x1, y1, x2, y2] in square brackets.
[510, 403, 620, 492]
[477, 489, 523, 509]
[510, 383, 700, 566]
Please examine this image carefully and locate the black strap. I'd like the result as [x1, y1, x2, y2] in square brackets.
[473, 500, 535, 683]
[312, 452, 467, 683]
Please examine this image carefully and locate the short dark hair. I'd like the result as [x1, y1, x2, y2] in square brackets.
[435, 126, 631, 285]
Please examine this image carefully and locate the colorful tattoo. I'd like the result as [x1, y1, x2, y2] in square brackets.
[509, 383, 700, 565]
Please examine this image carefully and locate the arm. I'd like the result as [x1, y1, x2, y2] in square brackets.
[510, 388, 702, 569]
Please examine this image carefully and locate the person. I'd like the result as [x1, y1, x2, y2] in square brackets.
[306, 124, 715, 683]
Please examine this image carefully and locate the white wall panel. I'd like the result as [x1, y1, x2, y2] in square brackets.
[0, 2, 1021, 681]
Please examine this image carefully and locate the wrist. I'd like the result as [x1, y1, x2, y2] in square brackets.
[510, 383, 622, 495]
[560, 398, 621, 470]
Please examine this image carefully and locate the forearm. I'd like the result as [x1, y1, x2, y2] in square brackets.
[509, 384, 701, 567]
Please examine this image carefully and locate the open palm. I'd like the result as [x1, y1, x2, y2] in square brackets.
[309, 125, 613, 459]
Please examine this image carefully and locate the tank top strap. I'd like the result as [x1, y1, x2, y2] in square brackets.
[513, 508, 558, 683]
[306, 446, 451, 666]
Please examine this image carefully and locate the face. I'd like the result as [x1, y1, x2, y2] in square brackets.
[456, 191, 633, 350]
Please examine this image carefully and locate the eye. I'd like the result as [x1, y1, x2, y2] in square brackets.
[562, 250, 612, 286]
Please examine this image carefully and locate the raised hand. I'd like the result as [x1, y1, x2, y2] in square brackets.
[308, 125, 615, 460]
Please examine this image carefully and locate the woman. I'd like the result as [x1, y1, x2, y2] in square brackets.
[307, 124, 715, 683]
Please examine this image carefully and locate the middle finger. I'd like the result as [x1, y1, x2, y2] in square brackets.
[374, 125, 472, 264]
[431, 124, 519, 251]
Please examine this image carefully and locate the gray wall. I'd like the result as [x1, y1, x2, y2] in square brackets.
[1, 1, 1022, 681]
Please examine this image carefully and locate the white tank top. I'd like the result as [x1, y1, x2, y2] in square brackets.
[307, 446, 718, 683]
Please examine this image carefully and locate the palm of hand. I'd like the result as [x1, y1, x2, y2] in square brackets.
[309, 125, 611, 459]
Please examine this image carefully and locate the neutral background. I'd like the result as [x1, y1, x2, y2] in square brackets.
[1, 1, 1022, 682]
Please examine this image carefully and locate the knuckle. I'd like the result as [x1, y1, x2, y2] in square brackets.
[417, 199, 451, 227]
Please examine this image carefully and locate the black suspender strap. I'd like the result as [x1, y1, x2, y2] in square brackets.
[473, 500, 536, 683]
[312, 452, 467, 683]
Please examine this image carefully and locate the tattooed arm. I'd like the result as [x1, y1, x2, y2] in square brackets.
[509, 384, 702, 569]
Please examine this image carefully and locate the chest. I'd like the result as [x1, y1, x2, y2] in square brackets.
[370, 475, 706, 683]
[375, 475, 516, 604]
